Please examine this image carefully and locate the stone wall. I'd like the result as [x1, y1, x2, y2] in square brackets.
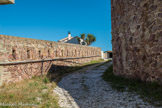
[111, 0, 162, 83]
[0, 35, 101, 85]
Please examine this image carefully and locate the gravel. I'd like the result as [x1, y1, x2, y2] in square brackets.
[54, 62, 156, 108]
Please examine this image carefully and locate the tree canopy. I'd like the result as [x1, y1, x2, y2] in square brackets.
[80, 33, 96, 46]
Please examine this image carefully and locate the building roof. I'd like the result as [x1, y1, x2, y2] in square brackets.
[58, 37, 73, 42]
[58, 32, 73, 43]
[66, 36, 87, 45]
[58, 32, 87, 45]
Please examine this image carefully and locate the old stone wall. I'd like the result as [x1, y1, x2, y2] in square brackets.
[0, 35, 101, 85]
[111, 0, 162, 83]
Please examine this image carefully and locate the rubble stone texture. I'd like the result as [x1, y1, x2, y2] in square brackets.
[0, 35, 101, 85]
[111, 0, 162, 83]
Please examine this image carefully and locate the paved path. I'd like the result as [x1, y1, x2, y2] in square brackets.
[53, 61, 155, 108]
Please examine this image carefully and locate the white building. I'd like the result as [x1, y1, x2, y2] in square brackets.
[58, 32, 87, 45]
[101, 51, 104, 59]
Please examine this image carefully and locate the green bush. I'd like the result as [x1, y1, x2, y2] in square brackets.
[43, 77, 50, 84]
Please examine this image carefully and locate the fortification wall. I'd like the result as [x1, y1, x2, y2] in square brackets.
[111, 0, 162, 83]
[0, 35, 101, 85]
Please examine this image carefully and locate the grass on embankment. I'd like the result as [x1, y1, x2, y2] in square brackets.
[0, 59, 104, 108]
[51, 59, 105, 82]
[102, 64, 162, 107]
[0, 76, 59, 108]
[96, 60, 111, 68]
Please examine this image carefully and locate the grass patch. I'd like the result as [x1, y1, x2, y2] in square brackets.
[85, 59, 104, 65]
[0, 76, 60, 108]
[49, 59, 105, 82]
[102, 64, 162, 107]
[96, 60, 111, 68]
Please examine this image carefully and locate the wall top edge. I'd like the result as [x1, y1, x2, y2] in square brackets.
[0, 35, 101, 49]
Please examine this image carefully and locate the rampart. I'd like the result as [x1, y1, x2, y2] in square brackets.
[111, 0, 162, 83]
[0, 35, 101, 85]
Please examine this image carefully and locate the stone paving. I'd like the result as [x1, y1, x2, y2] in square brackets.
[54, 61, 156, 108]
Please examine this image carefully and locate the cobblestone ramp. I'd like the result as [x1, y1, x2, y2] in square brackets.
[53, 61, 155, 108]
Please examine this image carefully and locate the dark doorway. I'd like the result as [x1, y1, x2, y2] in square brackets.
[109, 52, 113, 58]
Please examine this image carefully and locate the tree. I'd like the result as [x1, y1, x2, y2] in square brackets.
[86, 37, 89, 45]
[80, 33, 96, 46]
[81, 33, 85, 40]
[87, 34, 96, 45]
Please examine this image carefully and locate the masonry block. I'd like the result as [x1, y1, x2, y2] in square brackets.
[111, 0, 162, 84]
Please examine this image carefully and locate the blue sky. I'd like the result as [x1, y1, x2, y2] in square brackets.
[0, 0, 112, 51]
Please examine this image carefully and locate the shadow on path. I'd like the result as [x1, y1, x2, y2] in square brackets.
[53, 61, 156, 108]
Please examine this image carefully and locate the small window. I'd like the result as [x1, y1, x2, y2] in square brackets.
[61, 50, 64, 57]
[67, 50, 69, 57]
[12, 49, 16, 60]
[50, 43, 53, 47]
[73, 50, 75, 56]
[75, 50, 77, 56]
[27, 50, 30, 59]
[48, 50, 50, 57]
[39, 50, 41, 58]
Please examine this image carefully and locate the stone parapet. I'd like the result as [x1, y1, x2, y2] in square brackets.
[0, 35, 101, 85]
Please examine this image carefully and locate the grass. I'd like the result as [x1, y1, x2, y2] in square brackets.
[102, 64, 162, 107]
[49, 59, 105, 82]
[96, 60, 111, 68]
[0, 76, 60, 108]
[85, 59, 104, 65]
[0, 59, 104, 108]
